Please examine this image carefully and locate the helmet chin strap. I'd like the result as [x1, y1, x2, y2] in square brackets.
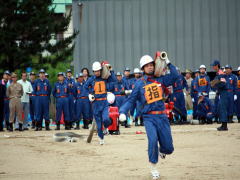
[145, 71, 154, 76]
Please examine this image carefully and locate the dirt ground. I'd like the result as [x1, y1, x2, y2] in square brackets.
[0, 123, 240, 180]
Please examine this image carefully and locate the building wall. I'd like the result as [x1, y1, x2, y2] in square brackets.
[73, 0, 240, 73]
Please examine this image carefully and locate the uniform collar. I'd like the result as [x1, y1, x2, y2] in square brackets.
[143, 75, 154, 81]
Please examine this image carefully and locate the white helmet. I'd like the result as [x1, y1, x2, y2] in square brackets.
[238, 66, 240, 71]
[92, 61, 102, 71]
[134, 68, 141, 74]
[107, 92, 115, 104]
[140, 55, 154, 69]
[199, 65, 206, 69]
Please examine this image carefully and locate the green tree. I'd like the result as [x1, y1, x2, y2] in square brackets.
[0, 0, 76, 72]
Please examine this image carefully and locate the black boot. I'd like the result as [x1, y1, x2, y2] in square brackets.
[65, 121, 70, 130]
[45, 121, 51, 131]
[83, 119, 89, 129]
[217, 122, 228, 131]
[6, 121, 10, 130]
[140, 117, 144, 126]
[35, 122, 42, 131]
[39, 121, 42, 131]
[55, 122, 60, 130]
[181, 116, 188, 124]
[35, 122, 39, 131]
[125, 121, 130, 128]
[69, 122, 73, 129]
[207, 118, 213, 124]
[31, 120, 36, 129]
[75, 121, 80, 130]
[19, 123, 23, 131]
[0, 123, 4, 131]
[135, 117, 139, 126]
[8, 123, 13, 132]
[199, 117, 206, 125]
[228, 116, 234, 123]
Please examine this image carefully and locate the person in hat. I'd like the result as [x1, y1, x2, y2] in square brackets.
[73, 73, 91, 129]
[171, 67, 188, 124]
[33, 69, 52, 131]
[0, 81, 6, 131]
[191, 69, 200, 119]
[113, 72, 126, 119]
[184, 69, 193, 110]
[132, 68, 143, 126]
[17, 72, 33, 130]
[195, 65, 211, 97]
[210, 61, 221, 123]
[210, 60, 228, 131]
[119, 54, 178, 179]
[45, 73, 49, 79]
[65, 69, 75, 129]
[29, 72, 37, 129]
[224, 65, 237, 123]
[196, 92, 214, 124]
[84, 61, 117, 145]
[81, 67, 93, 124]
[52, 72, 70, 130]
[122, 67, 133, 128]
[6, 73, 23, 131]
[1, 70, 11, 130]
[235, 66, 240, 122]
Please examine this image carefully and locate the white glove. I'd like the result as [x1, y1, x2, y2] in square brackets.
[119, 114, 126, 122]
[192, 98, 194, 103]
[165, 58, 170, 65]
[234, 95, 237, 101]
[220, 78, 226, 83]
[88, 94, 95, 102]
[125, 90, 132, 95]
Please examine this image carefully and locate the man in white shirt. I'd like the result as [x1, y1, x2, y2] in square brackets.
[184, 69, 193, 110]
[17, 72, 33, 130]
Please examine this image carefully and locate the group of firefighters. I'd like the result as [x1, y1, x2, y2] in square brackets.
[0, 53, 240, 179]
[0, 59, 240, 133]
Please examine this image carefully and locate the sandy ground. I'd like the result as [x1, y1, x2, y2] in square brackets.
[0, 123, 240, 180]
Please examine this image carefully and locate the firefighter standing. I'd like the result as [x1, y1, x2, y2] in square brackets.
[33, 69, 52, 131]
[74, 73, 91, 129]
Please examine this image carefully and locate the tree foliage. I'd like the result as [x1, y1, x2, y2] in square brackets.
[0, 0, 76, 72]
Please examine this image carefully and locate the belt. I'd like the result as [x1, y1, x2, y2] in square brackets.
[116, 94, 125, 97]
[147, 111, 165, 115]
[9, 97, 21, 99]
[227, 90, 233, 92]
[77, 97, 87, 99]
[58, 96, 67, 98]
[38, 94, 48, 96]
[174, 90, 183, 93]
[95, 97, 107, 101]
[29, 94, 36, 96]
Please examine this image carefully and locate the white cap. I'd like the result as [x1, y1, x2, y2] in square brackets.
[107, 92, 115, 104]
[134, 68, 141, 74]
[92, 61, 102, 71]
[199, 65, 206, 69]
[140, 55, 154, 69]
[238, 66, 240, 71]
